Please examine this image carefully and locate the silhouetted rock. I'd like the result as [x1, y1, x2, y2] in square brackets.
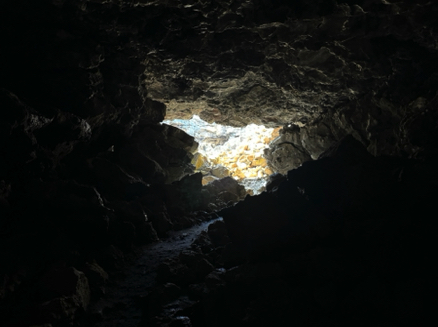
[1, 0, 437, 325]
[92, 157, 149, 200]
[36, 267, 90, 323]
[164, 172, 207, 217]
[207, 220, 231, 248]
[83, 261, 109, 299]
[135, 221, 159, 244]
[91, 245, 124, 271]
[204, 176, 247, 206]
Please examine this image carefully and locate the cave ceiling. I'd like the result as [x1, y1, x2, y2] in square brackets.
[2, 0, 438, 158]
[139, 0, 438, 131]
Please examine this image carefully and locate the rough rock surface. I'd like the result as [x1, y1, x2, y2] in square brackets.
[143, 136, 435, 326]
[141, 0, 438, 158]
[167, 115, 278, 192]
[0, 0, 437, 326]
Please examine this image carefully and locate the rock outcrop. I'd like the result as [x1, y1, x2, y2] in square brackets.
[168, 115, 278, 192]
[0, 0, 437, 325]
[141, 0, 438, 159]
[143, 136, 435, 326]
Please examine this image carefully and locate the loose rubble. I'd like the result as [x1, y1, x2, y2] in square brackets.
[165, 115, 280, 194]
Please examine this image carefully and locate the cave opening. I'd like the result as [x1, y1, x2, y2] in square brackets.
[163, 114, 280, 195]
[1, 0, 436, 326]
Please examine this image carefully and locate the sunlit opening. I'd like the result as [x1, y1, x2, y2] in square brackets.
[164, 115, 280, 195]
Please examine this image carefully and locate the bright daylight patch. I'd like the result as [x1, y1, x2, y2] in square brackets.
[164, 115, 279, 195]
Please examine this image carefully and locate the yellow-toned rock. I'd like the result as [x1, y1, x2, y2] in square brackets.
[212, 165, 230, 178]
[251, 157, 267, 167]
[202, 175, 217, 185]
[247, 169, 258, 178]
[192, 153, 208, 170]
[232, 169, 246, 180]
[272, 127, 282, 138]
[238, 155, 251, 164]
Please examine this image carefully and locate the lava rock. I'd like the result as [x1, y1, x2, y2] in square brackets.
[83, 261, 109, 298]
[204, 176, 246, 204]
[135, 221, 159, 244]
[91, 157, 149, 200]
[164, 172, 206, 215]
[148, 211, 173, 238]
[36, 267, 90, 323]
[91, 245, 124, 271]
[109, 200, 148, 225]
[207, 220, 231, 247]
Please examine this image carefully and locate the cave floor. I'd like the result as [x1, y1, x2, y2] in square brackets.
[87, 218, 221, 327]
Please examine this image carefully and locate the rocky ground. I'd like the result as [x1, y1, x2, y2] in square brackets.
[140, 136, 435, 327]
[0, 95, 246, 326]
[86, 217, 221, 327]
[165, 115, 280, 194]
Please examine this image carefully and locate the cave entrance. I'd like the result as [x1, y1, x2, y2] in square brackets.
[164, 115, 279, 195]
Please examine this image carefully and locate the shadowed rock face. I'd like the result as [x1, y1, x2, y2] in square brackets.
[144, 136, 435, 326]
[140, 0, 438, 157]
[0, 0, 437, 325]
[2, 0, 437, 168]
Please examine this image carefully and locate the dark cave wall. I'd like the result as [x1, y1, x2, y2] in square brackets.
[2, 0, 438, 159]
[0, 1, 207, 324]
[0, 0, 437, 325]
[137, 0, 438, 164]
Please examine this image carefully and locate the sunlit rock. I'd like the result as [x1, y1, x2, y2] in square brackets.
[164, 115, 277, 194]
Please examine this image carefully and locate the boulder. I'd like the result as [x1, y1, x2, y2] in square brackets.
[37, 267, 90, 322]
[207, 220, 231, 247]
[204, 176, 246, 204]
[202, 175, 219, 185]
[135, 221, 159, 244]
[91, 157, 149, 200]
[164, 173, 206, 215]
[264, 141, 312, 175]
[109, 200, 148, 225]
[116, 124, 197, 184]
[211, 165, 230, 178]
[83, 261, 109, 298]
[148, 212, 173, 238]
[117, 143, 167, 185]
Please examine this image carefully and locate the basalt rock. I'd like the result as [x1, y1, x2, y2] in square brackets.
[204, 176, 247, 206]
[1, 0, 437, 325]
[265, 121, 334, 173]
[91, 157, 149, 201]
[164, 173, 205, 215]
[156, 250, 214, 287]
[140, 0, 438, 158]
[35, 267, 91, 324]
[146, 136, 434, 326]
[116, 124, 197, 185]
[83, 261, 109, 299]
